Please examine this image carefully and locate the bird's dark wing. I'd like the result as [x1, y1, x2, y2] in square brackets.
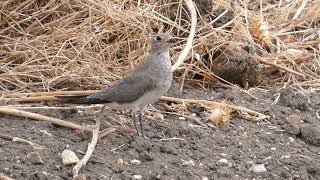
[87, 73, 158, 104]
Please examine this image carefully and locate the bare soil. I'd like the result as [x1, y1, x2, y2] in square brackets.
[1, 86, 320, 180]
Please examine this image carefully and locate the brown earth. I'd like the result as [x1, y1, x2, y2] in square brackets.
[1, 85, 320, 180]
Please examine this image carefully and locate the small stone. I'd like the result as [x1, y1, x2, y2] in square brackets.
[155, 174, 161, 179]
[26, 152, 45, 165]
[3, 167, 11, 174]
[116, 159, 124, 166]
[288, 137, 295, 142]
[218, 159, 228, 164]
[179, 117, 186, 120]
[61, 149, 79, 165]
[271, 147, 276, 151]
[0, 175, 14, 180]
[73, 174, 86, 180]
[285, 115, 301, 135]
[221, 153, 228, 157]
[250, 164, 267, 174]
[130, 159, 141, 165]
[180, 159, 195, 167]
[132, 174, 143, 180]
[202, 177, 209, 180]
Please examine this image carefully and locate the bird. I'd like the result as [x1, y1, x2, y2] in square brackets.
[56, 33, 175, 136]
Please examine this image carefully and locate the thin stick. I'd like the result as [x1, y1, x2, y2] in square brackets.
[72, 105, 104, 177]
[0, 133, 44, 150]
[3, 90, 99, 98]
[171, 0, 197, 71]
[0, 107, 92, 132]
[3, 92, 268, 120]
[255, 56, 306, 78]
[159, 96, 269, 120]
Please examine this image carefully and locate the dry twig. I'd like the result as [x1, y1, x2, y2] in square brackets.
[159, 96, 269, 120]
[72, 105, 105, 177]
[0, 107, 92, 132]
[0, 133, 44, 150]
[171, 0, 197, 71]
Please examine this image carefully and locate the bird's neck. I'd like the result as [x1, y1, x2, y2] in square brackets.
[150, 47, 170, 54]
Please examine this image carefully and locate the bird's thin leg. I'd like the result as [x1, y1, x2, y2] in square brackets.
[138, 111, 144, 137]
[132, 110, 140, 135]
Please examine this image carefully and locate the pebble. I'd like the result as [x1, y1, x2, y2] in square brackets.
[250, 164, 267, 174]
[271, 147, 276, 151]
[181, 159, 195, 167]
[288, 137, 295, 142]
[116, 159, 124, 166]
[130, 159, 141, 165]
[179, 117, 186, 120]
[0, 175, 14, 180]
[73, 174, 86, 180]
[218, 159, 228, 164]
[202, 177, 209, 180]
[221, 153, 228, 157]
[132, 174, 143, 180]
[61, 149, 79, 165]
[285, 115, 301, 135]
[26, 152, 45, 165]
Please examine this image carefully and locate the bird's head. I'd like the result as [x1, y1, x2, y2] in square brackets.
[151, 33, 176, 52]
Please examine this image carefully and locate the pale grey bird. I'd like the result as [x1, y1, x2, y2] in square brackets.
[57, 33, 175, 136]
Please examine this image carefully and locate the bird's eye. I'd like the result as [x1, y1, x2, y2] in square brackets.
[155, 36, 162, 41]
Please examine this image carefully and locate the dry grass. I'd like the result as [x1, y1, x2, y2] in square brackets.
[0, 0, 319, 93]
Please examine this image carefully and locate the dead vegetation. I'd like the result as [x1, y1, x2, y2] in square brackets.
[0, 0, 319, 93]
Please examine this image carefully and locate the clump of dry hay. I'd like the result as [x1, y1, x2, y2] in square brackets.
[0, 0, 319, 93]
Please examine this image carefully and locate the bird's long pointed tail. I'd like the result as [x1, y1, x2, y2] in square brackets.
[55, 95, 104, 104]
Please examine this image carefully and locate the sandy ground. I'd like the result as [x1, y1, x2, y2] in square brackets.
[1, 86, 320, 180]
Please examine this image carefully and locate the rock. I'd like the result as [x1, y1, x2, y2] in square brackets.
[116, 159, 124, 166]
[132, 174, 143, 180]
[218, 159, 228, 164]
[278, 88, 310, 110]
[202, 177, 209, 180]
[300, 124, 320, 146]
[61, 149, 79, 165]
[285, 115, 301, 135]
[180, 159, 195, 167]
[26, 152, 45, 165]
[250, 164, 267, 174]
[0, 175, 14, 180]
[73, 174, 86, 180]
[211, 46, 261, 88]
[130, 159, 141, 165]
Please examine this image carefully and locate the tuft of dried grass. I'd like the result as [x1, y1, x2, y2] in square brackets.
[0, 0, 319, 94]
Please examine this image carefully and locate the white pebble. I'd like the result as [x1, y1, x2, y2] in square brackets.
[289, 137, 295, 142]
[181, 159, 195, 167]
[221, 153, 228, 157]
[132, 175, 143, 180]
[250, 164, 267, 174]
[218, 159, 228, 164]
[271, 147, 276, 151]
[179, 117, 186, 120]
[61, 149, 79, 165]
[202, 177, 209, 180]
[192, 113, 197, 117]
[130, 159, 141, 165]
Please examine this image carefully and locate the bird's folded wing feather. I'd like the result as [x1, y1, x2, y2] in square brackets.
[88, 73, 158, 104]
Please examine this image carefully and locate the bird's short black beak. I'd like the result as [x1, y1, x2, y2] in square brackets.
[167, 38, 176, 44]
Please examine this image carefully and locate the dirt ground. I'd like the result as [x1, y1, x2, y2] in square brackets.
[1, 85, 320, 180]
